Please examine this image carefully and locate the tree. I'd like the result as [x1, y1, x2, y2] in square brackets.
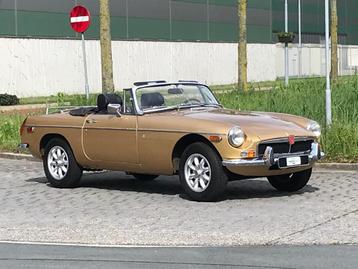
[100, 0, 115, 93]
[330, 0, 338, 82]
[238, 0, 248, 91]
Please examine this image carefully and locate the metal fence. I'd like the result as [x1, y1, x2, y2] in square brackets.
[0, 0, 262, 42]
[276, 44, 358, 79]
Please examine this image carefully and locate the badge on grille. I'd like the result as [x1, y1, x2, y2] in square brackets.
[288, 135, 295, 145]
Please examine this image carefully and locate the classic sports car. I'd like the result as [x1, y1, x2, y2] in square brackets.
[20, 81, 323, 201]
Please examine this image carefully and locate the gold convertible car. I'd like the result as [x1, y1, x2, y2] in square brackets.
[20, 81, 324, 201]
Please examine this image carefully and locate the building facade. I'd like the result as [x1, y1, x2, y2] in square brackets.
[1, 0, 357, 44]
[1, 0, 357, 97]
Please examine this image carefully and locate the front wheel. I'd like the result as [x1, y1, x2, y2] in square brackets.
[43, 138, 83, 188]
[179, 142, 228, 202]
[267, 168, 312, 192]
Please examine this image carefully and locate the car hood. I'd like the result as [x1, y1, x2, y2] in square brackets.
[180, 108, 314, 140]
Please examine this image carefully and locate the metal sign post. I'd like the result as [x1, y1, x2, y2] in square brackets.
[298, 0, 302, 78]
[284, 0, 289, 86]
[70, 5, 91, 100]
[325, 0, 332, 126]
[81, 33, 90, 100]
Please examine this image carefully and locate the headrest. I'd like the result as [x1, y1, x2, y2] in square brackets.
[141, 92, 165, 108]
[97, 93, 123, 111]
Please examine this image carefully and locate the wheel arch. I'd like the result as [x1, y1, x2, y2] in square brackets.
[172, 133, 221, 173]
[40, 134, 72, 157]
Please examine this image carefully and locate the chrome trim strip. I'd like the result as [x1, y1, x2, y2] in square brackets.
[223, 142, 324, 168]
[85, 127, 136, 131]
[25, 125, 82, 129]
[84, 127, 224, 136]
[28, 124, 225, 136]
[137, 128, 225, 136]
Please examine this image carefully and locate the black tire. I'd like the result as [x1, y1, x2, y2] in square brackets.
[267, 168, 312, 192]
[179, 142, 228, 202]
[132, 174, 158, 181]
[43, 138, 83, 188]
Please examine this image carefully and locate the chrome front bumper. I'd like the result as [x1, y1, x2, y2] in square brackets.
[222, 142, 324, 168]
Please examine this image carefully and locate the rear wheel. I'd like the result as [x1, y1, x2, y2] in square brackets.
[132, 174, 158, 181]
[43, 138, 83, 188]
[179, 142, 228, 202]
[267, 168, 312, 192]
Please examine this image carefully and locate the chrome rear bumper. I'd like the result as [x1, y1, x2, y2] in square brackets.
[18, 143, 29, 149]
[222, 142, 324, 168]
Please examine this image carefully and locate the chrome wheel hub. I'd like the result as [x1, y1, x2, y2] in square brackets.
[184, 153, 211, 192]
[47, 146, 69, 180]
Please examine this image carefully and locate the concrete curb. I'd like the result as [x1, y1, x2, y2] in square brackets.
[0, 152, 357, 171]
[315, 163, 358, 171]
[0, 152, 40, 162]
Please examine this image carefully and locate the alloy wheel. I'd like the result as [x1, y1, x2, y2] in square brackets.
[184, 153, 211, 192]
[47, 146, 69, 180]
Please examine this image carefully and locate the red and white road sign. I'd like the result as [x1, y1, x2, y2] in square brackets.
[70, 5, 91, 33]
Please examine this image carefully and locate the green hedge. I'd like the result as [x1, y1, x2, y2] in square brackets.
[0, 94, 19, 106]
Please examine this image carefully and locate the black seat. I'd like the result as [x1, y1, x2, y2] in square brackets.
[141, 92, 165, 108]
[97, 93, 123, 114]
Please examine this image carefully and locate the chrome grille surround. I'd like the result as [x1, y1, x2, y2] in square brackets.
[257, 137, 314, 156]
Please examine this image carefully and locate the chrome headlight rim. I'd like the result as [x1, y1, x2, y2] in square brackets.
[307, 120, 321, 137]
[228, 126, 245, 148]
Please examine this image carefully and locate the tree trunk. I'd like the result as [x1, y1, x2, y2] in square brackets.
[238, 0, 248, 91]
[330, 0, 338, 83]
[100, 0, 115, 93]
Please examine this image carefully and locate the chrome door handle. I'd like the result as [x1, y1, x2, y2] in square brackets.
[86, 119, 97, 124]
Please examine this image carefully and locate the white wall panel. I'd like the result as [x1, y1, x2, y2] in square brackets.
[0, 38, 307, 97]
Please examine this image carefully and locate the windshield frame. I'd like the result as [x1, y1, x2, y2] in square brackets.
[131, 82, 221, 115]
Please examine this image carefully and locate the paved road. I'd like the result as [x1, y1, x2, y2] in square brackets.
[0, 158, 357, 246]
[0, 243, 357, 269]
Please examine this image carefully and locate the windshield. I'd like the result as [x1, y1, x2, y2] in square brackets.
[135, 84, 220, 112]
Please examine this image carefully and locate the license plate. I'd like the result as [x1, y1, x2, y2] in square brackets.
[286, 156, 302, 167]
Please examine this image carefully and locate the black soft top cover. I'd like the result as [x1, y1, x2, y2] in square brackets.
[69, 107, 97, 117]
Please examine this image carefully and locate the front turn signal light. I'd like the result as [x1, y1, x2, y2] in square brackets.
[209, 135, 222, 142]
[248, 150, 256, 158]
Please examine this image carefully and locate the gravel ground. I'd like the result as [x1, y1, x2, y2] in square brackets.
[0, 158, 357, 246]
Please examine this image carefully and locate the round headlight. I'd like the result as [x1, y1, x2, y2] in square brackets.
[228, 126, 245, 147]
[307, 120, 321, 137]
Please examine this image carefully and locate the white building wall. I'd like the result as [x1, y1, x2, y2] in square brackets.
[1, 38, 358, 97]
[247, 44, 277, 82]
[275, 44, 324, 78]
[0, 38, 277, 97]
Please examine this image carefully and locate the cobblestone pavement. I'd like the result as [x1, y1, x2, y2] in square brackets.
[0, 158, 357, 246]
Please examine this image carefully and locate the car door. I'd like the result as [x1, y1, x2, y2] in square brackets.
[82, 114, 138, 164]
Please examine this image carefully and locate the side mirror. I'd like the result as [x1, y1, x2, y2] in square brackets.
[107, 103, 122, 117]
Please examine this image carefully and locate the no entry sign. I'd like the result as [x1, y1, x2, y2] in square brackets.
[70, 5, 91, 33]
[69, 5, 91, 99]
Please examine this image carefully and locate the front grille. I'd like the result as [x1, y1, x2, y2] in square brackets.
[258, 139, 313, 156]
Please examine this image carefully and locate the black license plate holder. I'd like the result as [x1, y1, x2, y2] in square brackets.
[278, 155, 309, 168]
